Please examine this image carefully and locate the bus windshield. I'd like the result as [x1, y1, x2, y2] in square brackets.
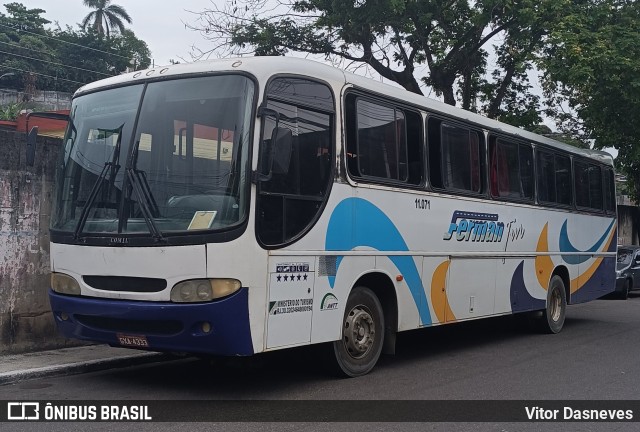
[51, 74, 255, 238]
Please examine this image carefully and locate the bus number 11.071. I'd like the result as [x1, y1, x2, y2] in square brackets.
[415, 198, 431, 210]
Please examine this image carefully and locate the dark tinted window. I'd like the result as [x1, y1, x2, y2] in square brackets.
[489, 138, 533, 200]
[537, 151, 556, 203]
[257, 79, 334, 246]
[603, 167, 616, 213]
[555, 155, 572, 205]
[356, 99, 407, 181]
[575, 160, 603, 210]
[345, 94, 423, 185]
[428, 118, 482, 193]
[266, 77, 334, 112]
[536, 150, 572, 206]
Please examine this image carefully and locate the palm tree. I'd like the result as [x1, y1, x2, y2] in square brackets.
[81, 0, 132, 37]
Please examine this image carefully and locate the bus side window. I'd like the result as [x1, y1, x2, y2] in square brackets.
[427, 117, 443, 189]
[345, 94, 422, 186]
[536, 150, 572, 207]
[489, 137, 534, 201]
[257, 78, 334, 246]
[405, 110, 424, 185]
[355, 99, 407, 181]
[536, 150, 556, 203]
[603, 167, 616, 213]
[575, 159, 603, 211]
[555, 154, 572, 206]
[431, 120, 482, 193]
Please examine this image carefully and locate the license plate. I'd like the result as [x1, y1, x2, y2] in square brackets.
[116, 333, 149, 348]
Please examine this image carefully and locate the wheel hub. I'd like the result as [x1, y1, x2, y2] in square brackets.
[343, 306, 375, 359]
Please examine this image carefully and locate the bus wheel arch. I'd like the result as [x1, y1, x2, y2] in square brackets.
[332, 272, 398, 377]
[352, 272, 398, 355]
[552, 265, 571, 305]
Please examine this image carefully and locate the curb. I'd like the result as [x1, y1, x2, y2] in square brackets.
[0, 352, 171, 386]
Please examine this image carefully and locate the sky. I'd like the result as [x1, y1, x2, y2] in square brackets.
[27, 0, 210, 66]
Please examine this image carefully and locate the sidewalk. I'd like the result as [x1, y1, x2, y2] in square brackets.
[0, 345, 168, 386]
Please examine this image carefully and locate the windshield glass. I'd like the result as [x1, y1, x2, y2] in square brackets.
[617, 249, 633, 267]
[51, 75, 255, 237]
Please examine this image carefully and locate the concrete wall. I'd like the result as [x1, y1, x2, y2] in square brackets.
[0, 89, 72, 111]
[0, 129, 75, 354]
[618, 205, 640, 246]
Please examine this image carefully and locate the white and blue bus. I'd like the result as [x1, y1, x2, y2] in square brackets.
[46, 57, 616, 376]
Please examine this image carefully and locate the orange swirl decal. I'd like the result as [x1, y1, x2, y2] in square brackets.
[430, 260, 456, 323]
[535, 223, 554, 290]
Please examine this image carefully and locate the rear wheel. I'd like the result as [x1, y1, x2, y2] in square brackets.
[538, 275, 567, 334]
[332, 286, 384, 377]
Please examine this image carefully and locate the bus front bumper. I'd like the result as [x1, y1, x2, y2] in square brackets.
[48, 288, 254, 356]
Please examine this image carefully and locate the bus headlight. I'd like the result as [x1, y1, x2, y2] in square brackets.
[51, 272, 81, 296]
[170, 279, 241, 303]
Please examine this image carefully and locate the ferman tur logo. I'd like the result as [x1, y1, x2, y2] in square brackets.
[320, 293, 339, 311]
[7, 402, 40, 420]
[443, 210, 504, 242]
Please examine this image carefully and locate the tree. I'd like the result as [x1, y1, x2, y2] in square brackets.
[0, 3, 53, 91]
[80, 0, 132, 37]
[50, 26, 151, 92]
[185, 0, 559, 129]
[540, 0, 640, 202]
[0, 3, 150, 94]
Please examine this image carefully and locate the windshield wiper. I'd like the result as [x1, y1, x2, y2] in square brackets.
[74, 125, 123, 240]
[126, 167, 164, 242]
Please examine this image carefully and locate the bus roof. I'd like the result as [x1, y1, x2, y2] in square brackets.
[76, 56, 613, 166]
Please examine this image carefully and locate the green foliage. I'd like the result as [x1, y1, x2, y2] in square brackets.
[540, 0, 640, 202]
[0, 3, 151, 93]
[187, 0, 560, 129]
[0, 102, 22, 120]
[81, 0, 132, 37]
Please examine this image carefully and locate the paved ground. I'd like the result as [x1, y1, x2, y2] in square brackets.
[0, 345, 166, 386]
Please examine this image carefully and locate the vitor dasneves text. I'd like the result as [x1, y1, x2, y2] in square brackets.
[526, 406, 633, 421]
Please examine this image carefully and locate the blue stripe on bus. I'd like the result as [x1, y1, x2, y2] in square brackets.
[325, 197, 432, 326]
[559, 218, 616, 265]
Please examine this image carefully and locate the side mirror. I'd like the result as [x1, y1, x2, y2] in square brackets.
[26, 126, 38, 167]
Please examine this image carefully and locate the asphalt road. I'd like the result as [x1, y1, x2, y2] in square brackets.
[2, 293, 640, 432]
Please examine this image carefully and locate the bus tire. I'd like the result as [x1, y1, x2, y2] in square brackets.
[538, 275, 567, 334]
[332, 286, 384, 377]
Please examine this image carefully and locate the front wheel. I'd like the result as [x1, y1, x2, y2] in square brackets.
[332, 286, 384, 377]
[538, 275, 567, 334]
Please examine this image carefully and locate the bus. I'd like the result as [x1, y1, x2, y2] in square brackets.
[44, 57, 617, 377]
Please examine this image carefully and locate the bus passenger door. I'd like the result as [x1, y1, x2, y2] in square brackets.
[266, 257, 315, 349]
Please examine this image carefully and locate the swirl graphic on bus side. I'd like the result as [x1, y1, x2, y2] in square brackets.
[325, 198, 432, 326]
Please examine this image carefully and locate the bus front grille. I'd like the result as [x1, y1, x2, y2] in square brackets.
[83, 276, 167, 293]
[75, 315, 183, 335]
